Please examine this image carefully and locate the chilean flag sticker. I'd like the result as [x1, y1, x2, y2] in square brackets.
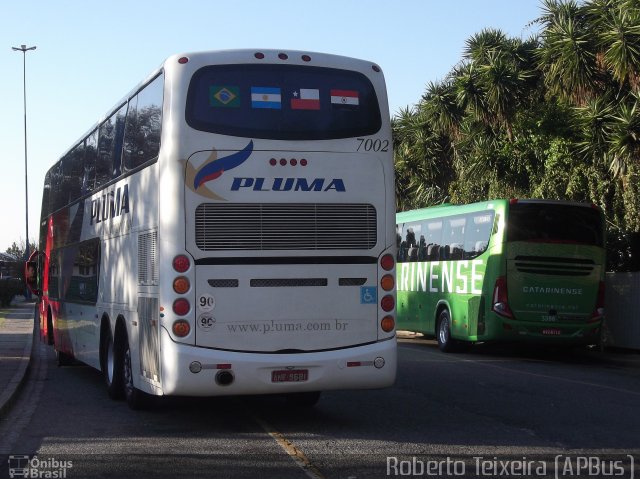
[330, 89, 359, 106]
[291, 88, 320, 110]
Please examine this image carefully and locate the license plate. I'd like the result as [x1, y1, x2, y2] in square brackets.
[271, 369, 308, 383]
[542, 328, 562, 336]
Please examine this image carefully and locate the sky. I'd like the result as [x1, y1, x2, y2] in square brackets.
[0, 0, 542, 254]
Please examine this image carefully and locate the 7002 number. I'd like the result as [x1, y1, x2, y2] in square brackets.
[356, 138, 390, 152]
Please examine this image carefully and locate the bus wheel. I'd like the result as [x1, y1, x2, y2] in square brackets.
[286, 391, 321, 408]
[437, 309, 456, 353]
[46, 310, 54, 346]
[101, 329, 123, 400]
[122, 334, 149, 410]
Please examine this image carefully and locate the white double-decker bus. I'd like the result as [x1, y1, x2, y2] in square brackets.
[27, 49, 397, 408]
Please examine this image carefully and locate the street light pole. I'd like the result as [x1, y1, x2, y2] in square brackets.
[11, 44, 36, 263]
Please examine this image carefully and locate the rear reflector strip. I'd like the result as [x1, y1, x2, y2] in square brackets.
[347, 361, 373, 367]
[250, 278, 327, 287]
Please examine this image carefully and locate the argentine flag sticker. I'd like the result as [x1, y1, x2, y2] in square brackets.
[251, 86, 282, 109]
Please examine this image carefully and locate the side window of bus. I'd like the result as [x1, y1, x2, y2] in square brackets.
[50, 162, 64, 212]
[124, 74, 163, 171]
[443, 216, 466, 261]
[424, 220, 443, 261]
[464, 211, 494, 259]
[402, 224, 421, 262]
[83, 130, 98, 194]
[41, 172, 51, 221]
[111, 104, 127, 179]
[122, 95, 139, 170]
[64, 239, 100, 304]
[416, 222, 428, 261]
[63, 145, 83, 205]
[97, 117, 114, 187]
[97, 104, 127, 186]
[48, 249, 60, 300]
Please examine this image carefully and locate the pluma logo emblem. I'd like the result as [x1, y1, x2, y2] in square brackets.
[184, 140, 253, 200]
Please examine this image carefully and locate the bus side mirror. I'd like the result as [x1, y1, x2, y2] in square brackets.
[24, 255, 41, 296]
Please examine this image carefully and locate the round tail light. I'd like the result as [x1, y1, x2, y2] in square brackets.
[173, 277, 190, 294]
[381, 316, 395, 332]
[173, 254, 191, 273]
[380, 254, 395, 271]
[381, 295, 395, 312]
[172, 319, 191, 337]
[380, 274, 394, 291]
[173, 298, 190, 316]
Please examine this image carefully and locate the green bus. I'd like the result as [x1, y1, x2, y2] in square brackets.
[396, 199, 606, 352]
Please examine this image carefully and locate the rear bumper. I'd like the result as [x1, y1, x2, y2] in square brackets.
[159, 327, 397, 396]
[484, 314, 602, 345]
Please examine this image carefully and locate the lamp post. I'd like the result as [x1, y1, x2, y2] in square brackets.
[11, 44, 36, 264]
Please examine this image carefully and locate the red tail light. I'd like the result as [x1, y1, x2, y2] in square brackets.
[589, 281, 605, 322]
[380, 253, 394, 271]
[381, 295, 395, 312]
[173, 298, 191, 316]
[173, 254, 190, 273]
[492, 276, 514, 319]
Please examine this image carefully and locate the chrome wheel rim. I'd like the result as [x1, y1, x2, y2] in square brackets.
[439, 318, 449, 345]
[106, 336, 115, 383]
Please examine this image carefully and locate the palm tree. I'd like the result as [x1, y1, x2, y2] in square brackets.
[458, 30, 538, 138]
[608, 94, 640, 176]
[536, 0, 600, 104]
[573, 95, 615, 165]
[589, 0, 640, 91]
[452, 62, 490, 128]
[392, 107, 453, 210]
[464, 28, 510, 64]
[419, 80, 464, 138]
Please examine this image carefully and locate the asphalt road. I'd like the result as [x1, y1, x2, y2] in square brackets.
[1, 337, 639, 479]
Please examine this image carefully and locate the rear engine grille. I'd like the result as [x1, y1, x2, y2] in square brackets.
[195, 203, 377, 251]
[514, 256, 595, 276]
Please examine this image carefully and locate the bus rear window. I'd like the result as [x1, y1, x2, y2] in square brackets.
[186, 64, 381, 140]
[507, 203, 604, 247]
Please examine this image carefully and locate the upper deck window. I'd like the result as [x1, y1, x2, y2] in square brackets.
[186, 64, 381, 140]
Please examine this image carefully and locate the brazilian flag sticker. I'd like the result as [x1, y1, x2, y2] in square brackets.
[210, 86, 240, 108]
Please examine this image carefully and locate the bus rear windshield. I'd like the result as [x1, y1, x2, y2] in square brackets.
[186, 64, 382, 140]
[507, 203, 604, 247]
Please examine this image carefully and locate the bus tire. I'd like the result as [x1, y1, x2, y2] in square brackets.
[101, 326, 124, 400]
[286, 391, 321, 407]
[437, 309, 456, 353]
[122, 333, 150, 410]
[46, 309, 54, 346]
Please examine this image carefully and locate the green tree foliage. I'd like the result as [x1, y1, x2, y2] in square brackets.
[5, 240, 37, 262]
[393, 0, 640, 270]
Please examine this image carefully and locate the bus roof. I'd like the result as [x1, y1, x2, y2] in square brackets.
[396, 199, 508, 223]
[396, 198, 600, 223]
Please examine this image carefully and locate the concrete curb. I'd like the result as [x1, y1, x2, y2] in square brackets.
[0, 301, 37, 419]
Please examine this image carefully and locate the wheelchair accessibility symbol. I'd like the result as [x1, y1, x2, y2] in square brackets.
[360, 286, 377, 304]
